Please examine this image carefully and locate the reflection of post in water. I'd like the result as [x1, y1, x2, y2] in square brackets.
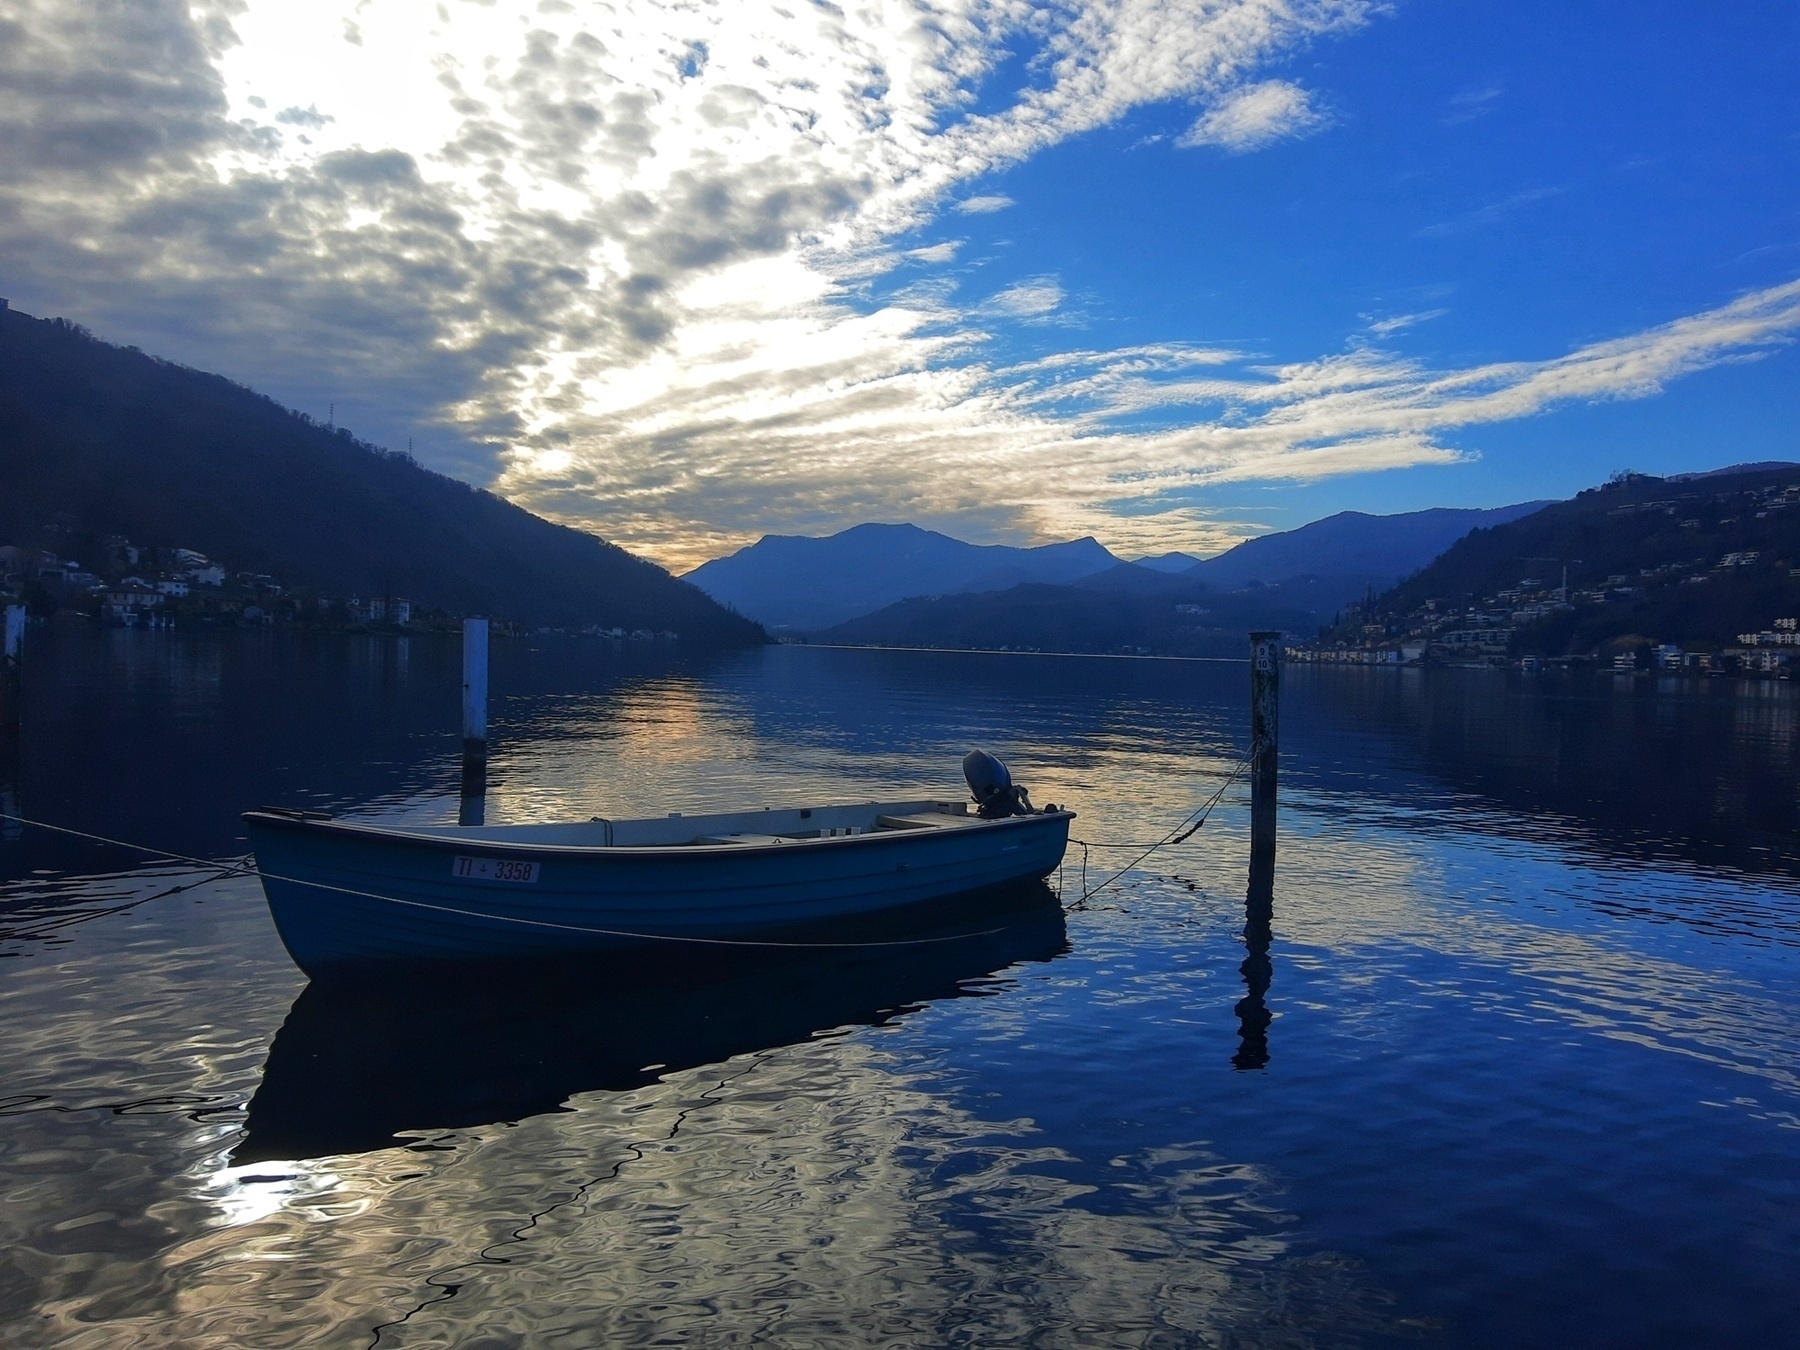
[1233, 853, 1274, 1070]
[1235, 630, 1280, 1070]
[458, 749, 487, 826]
[0, 740, 19, 845]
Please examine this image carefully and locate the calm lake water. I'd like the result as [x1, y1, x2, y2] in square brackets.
[2, 623, 1797, 1348]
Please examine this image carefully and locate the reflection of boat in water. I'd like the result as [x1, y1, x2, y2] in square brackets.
[244, 754, 1071, 978]
[235, 888, 1069, 1164]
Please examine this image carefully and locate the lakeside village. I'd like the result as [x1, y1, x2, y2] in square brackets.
[1294, 552, 1800, 676]
[0, 535, 678, 641]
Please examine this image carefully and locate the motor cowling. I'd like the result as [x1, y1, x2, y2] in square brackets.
[963, 749, 1034, 818]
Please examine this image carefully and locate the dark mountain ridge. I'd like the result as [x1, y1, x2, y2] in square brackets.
[818, 577, 1318, 659]
[684, 522, 1119, 630]
[813, 501, 1555, 657]
[0, 306, 762, 641]
[1187, 502, 1550, 594]
[1336, 466, 1800, 656]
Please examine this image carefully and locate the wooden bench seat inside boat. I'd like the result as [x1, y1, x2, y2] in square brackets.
[359, 799, 986, 850]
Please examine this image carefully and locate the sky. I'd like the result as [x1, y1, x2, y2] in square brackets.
[1, 0, 1796, 570]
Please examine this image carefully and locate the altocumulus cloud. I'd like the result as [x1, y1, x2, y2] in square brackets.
[981, 278, 1067, 320]
[1177, 79, 1329, 152]
[1, 0, 1796, 567]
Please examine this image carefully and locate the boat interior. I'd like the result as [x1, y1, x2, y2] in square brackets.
[378, 799, 1002, 849]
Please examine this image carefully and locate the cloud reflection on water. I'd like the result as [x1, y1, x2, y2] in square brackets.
[2, 636, 1798, 1344]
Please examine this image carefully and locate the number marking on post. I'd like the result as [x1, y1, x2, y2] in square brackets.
[452, 856, 540, 883]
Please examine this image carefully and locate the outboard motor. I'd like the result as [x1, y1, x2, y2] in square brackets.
[963, 749, 1034, 818]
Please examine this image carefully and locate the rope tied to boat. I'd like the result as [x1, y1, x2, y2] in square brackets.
[0, 810, 1020, 951]
[1065, 756, 1248, 906]
[6, 755, 1248, 945]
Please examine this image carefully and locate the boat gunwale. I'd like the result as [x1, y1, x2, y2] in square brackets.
[243, 806, 1076, 862]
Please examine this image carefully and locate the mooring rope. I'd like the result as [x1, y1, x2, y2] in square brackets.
[0, 810, 1016, 951]
[1067, 756, 1248, 904]
[4, 755, 1248, 945]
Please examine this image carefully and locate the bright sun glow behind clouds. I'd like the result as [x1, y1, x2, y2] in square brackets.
[2, 0, 1796, 568]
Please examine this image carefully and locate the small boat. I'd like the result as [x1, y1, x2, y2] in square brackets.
[245, 752, 1073, 978]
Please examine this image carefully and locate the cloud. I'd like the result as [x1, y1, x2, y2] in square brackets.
[0, 0, 1381, 487]
[1418, 186, 1565, 238]
[1444, 84, 1503, 126]
[956, 195, 1015, 214]
[494, 277, 1800, 567]
[1177, 80, 1329, 153]
[1364, 309, 1448, 336]
[0, 0, 235, 185]
[905, 241, 961, 264]
[980, 277, 1065, 319]
[274, 104, 332, 129]
[0, 1, 1793, 568]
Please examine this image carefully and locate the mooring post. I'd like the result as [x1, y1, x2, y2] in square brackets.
[1236, 629, 1281, 1070]
[460, 617, 488, 826]
[1249, 630, 1280, 866]
[1, 604, 23, 741]
[0, 605, 22, 838]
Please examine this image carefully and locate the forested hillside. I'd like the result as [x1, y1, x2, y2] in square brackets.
[1188, 502, 1548, 591]
[0, 307, 762, 642]
[1329, 466, 1800, 655]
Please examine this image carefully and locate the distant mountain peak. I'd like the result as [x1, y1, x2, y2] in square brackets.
[683, 522, 1121, 630]
[1188, 501, 1553, 590]
[813, 501, 1567, 658]
[1133, 551, 1203, 574]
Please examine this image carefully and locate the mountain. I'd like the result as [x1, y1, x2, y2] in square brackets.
[1337, 466, 1800, 656]
[817, 577, 1321, 659]
[0, 307, 762, 642]
[1187, 502, 1551, 600]
[1132, 551, 1202, 573]
[1670, 461, 1800, 482]
[813, 502, 1559, 656]
[683, 522, 1120, 631]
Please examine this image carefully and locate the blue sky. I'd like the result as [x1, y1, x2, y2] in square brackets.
[892, 0, 1800, 533]
[0, 0, 1794, 566]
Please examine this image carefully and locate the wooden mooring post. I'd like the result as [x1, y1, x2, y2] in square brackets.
[460, 617, 489, 827]
[1, 604, 23, 745]
[1235, 630, 1280, 1070]
[1, 605, 22, 841]
[1249, 630, 1280, 866]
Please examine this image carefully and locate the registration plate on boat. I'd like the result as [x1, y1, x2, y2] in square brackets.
[452, 856, 540, 883]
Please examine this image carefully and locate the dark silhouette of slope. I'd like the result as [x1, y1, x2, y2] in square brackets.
[809, 504, 1565, 656]
[1347, 466, 1800, 654]
[682, 522, 1119, 630]
[818, 574, 1320, 657]
[1188, 502, 1550, 593]
[0, 307, 762, 641]
[689, 505, 1544, 636]
[1133, 551, 1202, 573]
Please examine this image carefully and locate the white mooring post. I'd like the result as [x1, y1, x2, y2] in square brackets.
[461, 617, 489, 756]
[460, 617, 489, 826]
